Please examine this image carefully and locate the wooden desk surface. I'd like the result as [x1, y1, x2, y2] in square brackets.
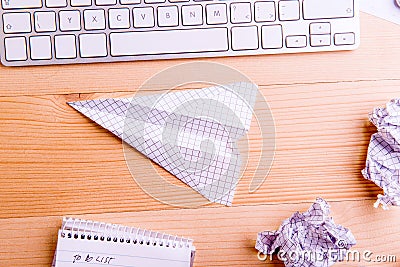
[1, 12, 400, 266]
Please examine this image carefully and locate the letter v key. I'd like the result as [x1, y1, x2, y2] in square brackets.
[133, 7, 154, 27]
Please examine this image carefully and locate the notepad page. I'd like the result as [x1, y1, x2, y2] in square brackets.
[54, 231, 192, 267]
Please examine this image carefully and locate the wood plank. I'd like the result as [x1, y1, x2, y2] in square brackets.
[1, 9, 399, 266]
[0, 13, 399, 97]
[1, 80, 399, 218]
[0, 200, 398, 266]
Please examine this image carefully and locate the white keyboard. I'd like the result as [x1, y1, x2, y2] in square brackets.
[0, 0, 360, 67]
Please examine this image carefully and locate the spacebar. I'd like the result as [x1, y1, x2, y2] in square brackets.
[110, 28, 229, 56]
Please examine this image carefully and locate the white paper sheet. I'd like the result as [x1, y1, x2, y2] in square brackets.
[53, 217, 195, 267]
[361, 0, 400, 25]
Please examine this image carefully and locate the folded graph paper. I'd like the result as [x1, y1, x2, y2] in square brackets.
[69, 82, 257, 206]
[362, 99, 400, 210]
[256, 198, 356, 267]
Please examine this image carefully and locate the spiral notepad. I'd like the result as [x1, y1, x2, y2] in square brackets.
[53, 217, 195, 267]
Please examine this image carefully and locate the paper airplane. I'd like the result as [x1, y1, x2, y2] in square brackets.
[68, 82, 257, 206]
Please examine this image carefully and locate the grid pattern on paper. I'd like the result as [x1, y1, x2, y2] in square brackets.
[255, 198, 357, 267]
[68, 82, 257, 206]
[362, 99, 400, 209]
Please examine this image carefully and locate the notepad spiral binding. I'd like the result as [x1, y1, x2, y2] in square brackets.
[60, 217, 193, 249]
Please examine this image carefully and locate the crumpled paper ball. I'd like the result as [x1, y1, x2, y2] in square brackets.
[362, 99, 400, 209]
[255, 198, 356, 267]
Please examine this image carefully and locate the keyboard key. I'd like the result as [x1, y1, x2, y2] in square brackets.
[133, 7, 155, 28]
[79, 33, 107, 57]
[96, 0, 117, 5]
[46, 0, 67, 7]
[230, 3, 251, 24]
[145, 0, 165, 3]
[30, 36, 52, 60]
[0, 0, 360, 66]
[84, 9, 106, 30]
[303, 0, 354, 20]
[334, 32, 355, 45]
[157, 6, 179, 27]
[34, 12, 57, 32]
[231, 26, 258, 51]
[278, 0, 300, 21]
[182, 5, 203, 26]
[4, 37, 27, 61]
[59, 11, 81, 31]
[254, 1, 275, 22]
[3, 12, 31, 34]
[109, 8, 130, 29]
[2, 0, 42, 9]
[310, 22, 331, 35]
[120, 0, 141, 4]
[310, 34, 331, 46]
[54, 35, 77, 58]
[110, 28, 228, 56]
[286, 35, 307, 48]
[206, 4, 227, 25]
[71, 0, 92, 6]
[261, 25, 282, 49]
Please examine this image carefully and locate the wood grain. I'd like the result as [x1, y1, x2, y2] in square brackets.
[1, 9, 400, 267]
[0, 200, 399, 266]
[0, 13, 399, 97]
[1, 80, 399, 218]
